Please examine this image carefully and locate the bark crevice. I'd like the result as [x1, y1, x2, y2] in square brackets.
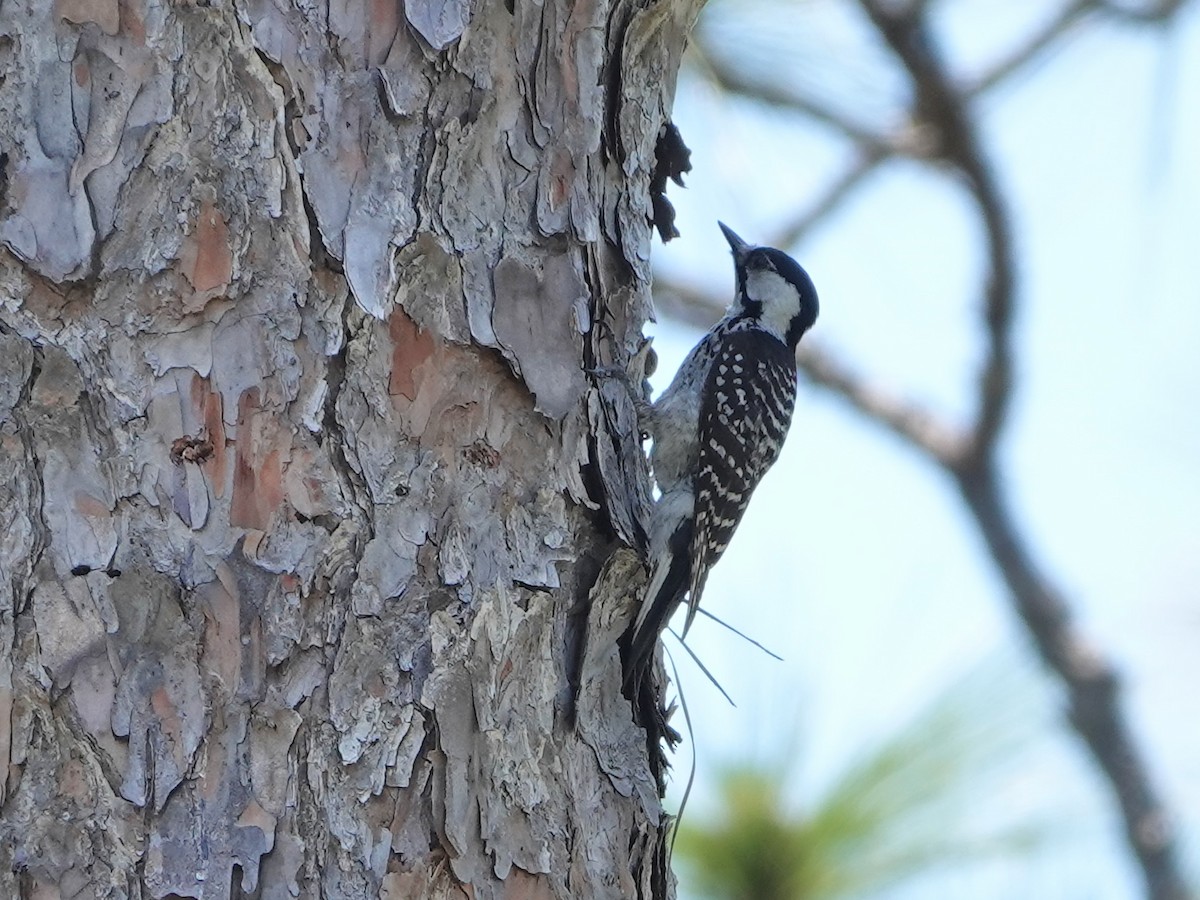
[0, 1, 702, 896]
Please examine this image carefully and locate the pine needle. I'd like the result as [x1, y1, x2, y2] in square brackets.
[667, 627, 737, 708]
[694, 606, 784, 661]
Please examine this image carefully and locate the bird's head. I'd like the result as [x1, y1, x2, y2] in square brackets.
[720, 221, 819, 349]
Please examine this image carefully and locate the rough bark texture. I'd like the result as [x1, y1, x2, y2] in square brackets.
[0, 1, 700, 897]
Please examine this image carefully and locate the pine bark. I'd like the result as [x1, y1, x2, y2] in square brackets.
[0, 1, 699, 897]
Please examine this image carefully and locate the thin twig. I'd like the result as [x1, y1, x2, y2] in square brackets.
[955, 469, 1188, 900]
[1099, 0, 1189, 23]
[969, 0, 1095, 96]
[877, 3, 1185, 896]
[701, 50, 894, 152]
[654, 281, 967, 464]
[856, 0, 1017, 470]
[772, 149, 889, 249]
[670, 1, 1195, 896]
[796, 344, 968, 464]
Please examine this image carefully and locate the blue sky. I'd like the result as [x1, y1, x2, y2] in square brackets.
[652, 3, 1200, 896]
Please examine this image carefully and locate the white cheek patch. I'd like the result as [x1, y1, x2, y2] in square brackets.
[745, 269, 800, 339]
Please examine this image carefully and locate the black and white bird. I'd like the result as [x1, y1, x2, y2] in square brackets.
[624, 222, 819, 689]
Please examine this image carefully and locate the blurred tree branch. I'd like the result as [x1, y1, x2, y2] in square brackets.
[663, 2, 1195, 898]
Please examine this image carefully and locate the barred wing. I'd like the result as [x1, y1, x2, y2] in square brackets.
[684, 329, 797, 632]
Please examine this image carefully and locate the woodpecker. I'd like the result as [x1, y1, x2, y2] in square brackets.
[624, 222, 819, 688]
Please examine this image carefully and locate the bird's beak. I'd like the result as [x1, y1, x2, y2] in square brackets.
[718, 221, 752, 263]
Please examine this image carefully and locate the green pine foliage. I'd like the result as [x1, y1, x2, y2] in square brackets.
[674, 661, 1053, 900]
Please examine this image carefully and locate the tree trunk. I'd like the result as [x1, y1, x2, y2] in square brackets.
[0, 2, 699, 897]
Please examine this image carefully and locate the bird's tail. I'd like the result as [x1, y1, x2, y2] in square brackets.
[622, 518, 693, 692]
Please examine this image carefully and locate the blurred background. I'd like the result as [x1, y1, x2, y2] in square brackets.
[647, 1, 1200, 897]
